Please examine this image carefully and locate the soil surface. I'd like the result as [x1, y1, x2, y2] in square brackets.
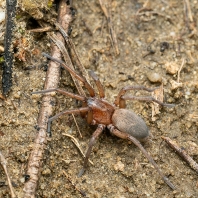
[0, 0, 198, 197]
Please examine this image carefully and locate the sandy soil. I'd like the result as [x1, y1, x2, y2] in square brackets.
[0, 0, 198, 197]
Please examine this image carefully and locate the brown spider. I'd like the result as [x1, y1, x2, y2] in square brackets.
[33, 52, 175, 190]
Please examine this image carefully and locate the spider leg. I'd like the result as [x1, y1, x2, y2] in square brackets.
[42, 52, 95, 97]
[89, 71, 105, 98]
[114, 85, 174, 108]
[32, 88, 89, 122]
[32, 88, 86, 101]
[107, 124, 176, 190]
[122, 95, 175, 108]
[114, 85, 156, 106]
[78, 124, 105, 177]
[48, 107, 90, 135]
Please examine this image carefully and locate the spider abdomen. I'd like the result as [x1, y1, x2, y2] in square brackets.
[112, 109, 149, 140]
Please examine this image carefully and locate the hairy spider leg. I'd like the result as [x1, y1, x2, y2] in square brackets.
[32, 88, 91, 134]
[107, 124, 176, 190]
[114, 85, 174, 108]
[89, 71, 105, 98]
[122, 95, 175, 108]
[78, 124, 105, 177]
[32, 88, 86, 101]
[42, 52, 95, 97]
[47, 107, 90, 134]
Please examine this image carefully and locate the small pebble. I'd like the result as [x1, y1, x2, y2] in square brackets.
[114, 161, 125, 171]
[42, 168, 51, 175]
[0, 11, 5, 23]
[165, 62, 179, 74]
[147, 72, 162, 83]
[20, 177, 25, 183]
[170, 79, 183, 90]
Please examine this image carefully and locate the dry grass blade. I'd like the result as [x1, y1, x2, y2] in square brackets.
[177, 58, 185, 83]
[62, 133, 93, 165]
[184, 0, 193, 22]
[72, 114, 83, 138]
[0, 151, 16, 198]
[183, 0, 197, 36]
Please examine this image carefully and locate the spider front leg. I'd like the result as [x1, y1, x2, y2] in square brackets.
[47, 107, 90, 135]
[78, 124, 105, 177]
[42, 53, 96, 97]
[32, 88, 89, 135]
[107, 124, 176, 190]
[89, 71, 105, 98]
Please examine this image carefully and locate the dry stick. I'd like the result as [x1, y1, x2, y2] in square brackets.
[98, 0, 119, 55]
[184, 0, 193, 23]
[23, 2, 72, 198]
[162, 136, 198, 174]
[28, 26, 53, 33]
[183, 0, 196, 36]
[0, 151, 16, 198]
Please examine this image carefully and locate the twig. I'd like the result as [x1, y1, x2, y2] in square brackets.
[23, 1, 72, 197]
[135, 0, 151, 14]
[72, 114, 83, 138]
[63, 170, 86, 197]
[0, 151, 16, 198]
[28, 26, 53, 33]
[2, 0, 17, 95]
[162, 136, 198, 174]
[98, 0, 119, 55]
[151, 84, 164, 121]
[177, 58, 185, 83]
[184, 0, 193, 23]
[62, 133, 93, 165]
[183, 0, 197, 36]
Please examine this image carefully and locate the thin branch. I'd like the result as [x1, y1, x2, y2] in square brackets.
[162, 136, 198, 174]
[23, 1, 72, 197]
[183, 0, 197, 37]
[98, 0, 119, 55]
[0, 151, 16, 198]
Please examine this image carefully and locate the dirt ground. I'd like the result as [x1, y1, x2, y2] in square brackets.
[0, 0, 198, 197]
